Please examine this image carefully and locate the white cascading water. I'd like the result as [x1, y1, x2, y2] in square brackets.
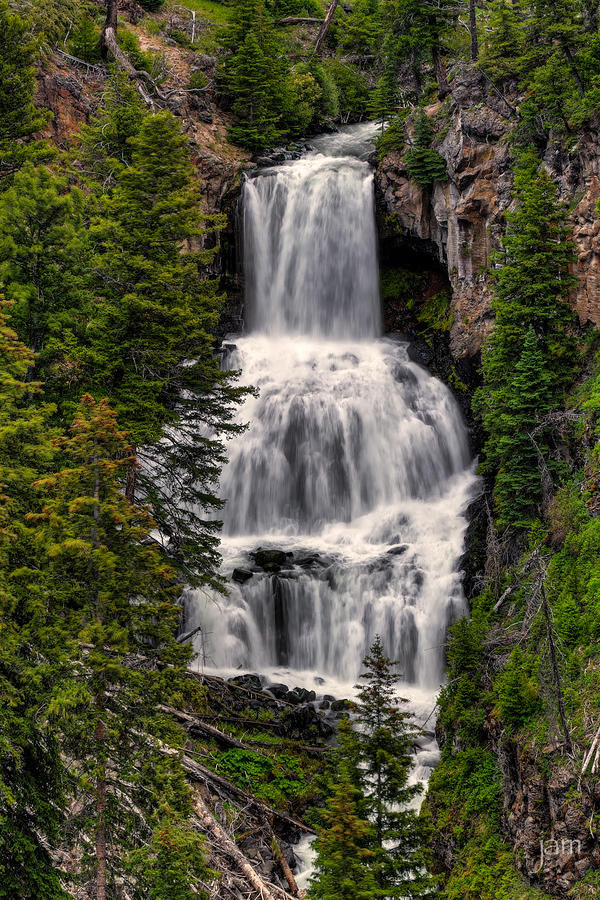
[185, 123, 477, 719]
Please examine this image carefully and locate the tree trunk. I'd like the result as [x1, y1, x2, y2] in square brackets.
[431, 43, 450, 99]
[272, 833, 300, 896]
[469, 0, 478, 60]
[100, 0, 118, 60]
[314, 0, 339, 55]
[95, 715, 108, 900]
[537, 554, 573, 753]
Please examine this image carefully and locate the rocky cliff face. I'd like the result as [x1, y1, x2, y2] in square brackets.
[376, 67, 600, 362]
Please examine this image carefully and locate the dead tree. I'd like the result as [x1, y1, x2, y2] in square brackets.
[532, 550, 574, 754]
[314, 0, 339, 55]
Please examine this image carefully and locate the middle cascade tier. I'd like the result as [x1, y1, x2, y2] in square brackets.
[220, 336, 472, 536]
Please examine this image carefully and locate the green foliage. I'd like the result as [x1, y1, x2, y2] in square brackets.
[215, 749, 310, 808]
[496, 649, 541, 727]
[87, 110, 248, 584]
[404, 110, 447, 187]
[0, 165, 89, 388]
[312, 638, 435, 899]
[322, 59, 369, 120]
[375, 116, 406, 159]
[474, 150, 577, 529]
[129, 810, 216, 900]
[0, 1, 52, 181]
[480, 1, 524, 83]
[68, 14, 102, 63]
[221, 0, 290, 151]
[117, 28, 158, 75]
[417, 290, 454, 332]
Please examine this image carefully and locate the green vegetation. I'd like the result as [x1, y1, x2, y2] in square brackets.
[474, 150, 577, 528]
[310, 638, 435, 899]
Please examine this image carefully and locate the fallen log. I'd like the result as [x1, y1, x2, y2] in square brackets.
[194, 794, 279, 900]
[277, 15, 323, 24]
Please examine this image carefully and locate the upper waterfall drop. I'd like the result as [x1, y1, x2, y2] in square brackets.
[185, 123, 477, 696]
[243, 154, 381, 338]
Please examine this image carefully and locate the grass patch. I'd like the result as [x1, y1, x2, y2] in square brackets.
[167, 0, 233, 26]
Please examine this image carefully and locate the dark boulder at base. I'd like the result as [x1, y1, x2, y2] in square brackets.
[251, 548, 294, 572]
[266, 682, 290, 699]
[290, 687, 316, 704]
[232, 568, 254, 584]
[387, 544, 409, 556]
[331, 699, 351, 711]
[228, 673, 262, 692]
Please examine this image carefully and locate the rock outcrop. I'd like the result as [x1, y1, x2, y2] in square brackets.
[377, 66, 600, 361]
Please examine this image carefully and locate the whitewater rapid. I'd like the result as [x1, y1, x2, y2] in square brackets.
[185, 123, 477, 716]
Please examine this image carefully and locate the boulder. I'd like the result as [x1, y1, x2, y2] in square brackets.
[232, 568, 253, 584]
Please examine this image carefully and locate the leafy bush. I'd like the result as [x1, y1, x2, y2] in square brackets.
[139, 0, 165, 10]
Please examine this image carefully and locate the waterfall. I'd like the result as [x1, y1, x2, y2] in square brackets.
[185, 123, 477, 704]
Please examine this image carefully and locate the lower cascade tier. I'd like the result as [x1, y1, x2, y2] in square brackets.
[185, 334, 476, 689]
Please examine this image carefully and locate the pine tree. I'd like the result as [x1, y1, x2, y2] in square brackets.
[0, 165, 89, 379]
[76, 70, 148, 192]
[0, 1, 51, 182]
[221, 0, 290, 151]
[370, 46, 400, 125]
[404, 110, 447, 187]
[312, 639, 435, 899]
[27, 394, 198, 898]
[354, 636, 433, 897]
[480, 1, 525, 83]
[309, 762, 378, 900]
[129, 807, 217, 900]
[475, 150, 577, 528]
[492, 327, 554, 526]
[87, 110, 248, 585]
[0, 296, 66, 899]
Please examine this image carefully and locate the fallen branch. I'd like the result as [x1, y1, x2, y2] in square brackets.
[271, 833, 300, 897]
[160, 704, 250, 750]
[277, 16, 323, 24]
[194, 794, 279, 900]
[581, 722, 600, 775]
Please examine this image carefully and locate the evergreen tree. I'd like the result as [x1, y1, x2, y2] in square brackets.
[130, 807, 217, 900]
[88, 110, 247, 585]
[221, 0, 290, 151]
[312, 638, 435, 899]
[370, 47, 400, 124]
[492, 327, 554, 526]
[354, 636, 433, 897]
[0, 165, 89, 381]
[309, 762, 378, 900]
[480, 1, 525, 83]
[68, 14, 102, 64]
[403, 110, 447, 187]
[76, 71, 148, 192]
[0, 297, 66, 899]
[475, 150, 577, 527]
[0, 1, 51, 182]
[27, 394, 198, 898]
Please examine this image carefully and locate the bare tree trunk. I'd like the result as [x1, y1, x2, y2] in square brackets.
[469, 0, 479, 60]
[537, 553, 573, 754]
[314, 0, 339, 55]
[431, 43, 450, 99]
[99, 0, 156, 106]
[100, 0, 118, 60]
[95, 716, 108, 900]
